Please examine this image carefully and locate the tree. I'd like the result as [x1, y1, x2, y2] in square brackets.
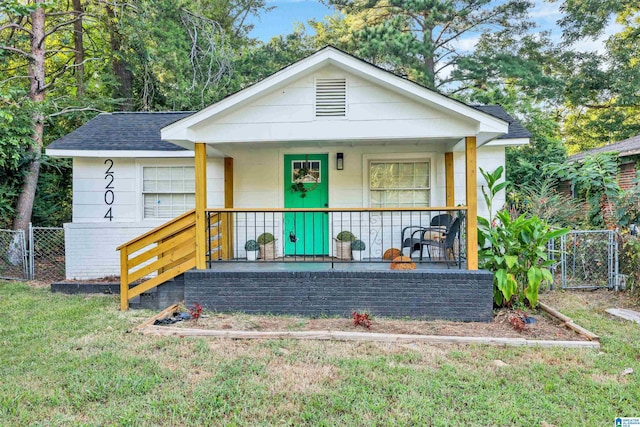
[1, 0, 49, 235]
[554, 0, 640, 152]
[319, 0, 534, 89]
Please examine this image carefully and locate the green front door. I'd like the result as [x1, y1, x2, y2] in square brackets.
[284, 154, 329, 256]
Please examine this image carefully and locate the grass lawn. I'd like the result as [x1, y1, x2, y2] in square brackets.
[1, 282, 639, 426]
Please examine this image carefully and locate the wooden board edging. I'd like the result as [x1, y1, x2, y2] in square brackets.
[134, 304, 180, 331]
[138, 326, 600, 349]
[538, 301, 600, 341]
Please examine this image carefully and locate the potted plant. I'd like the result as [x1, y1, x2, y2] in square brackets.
[244, 239, 259, 261]
[334, 231, 356, 260]
[351, 239, 366, 261]
[257, 232, 276, 261]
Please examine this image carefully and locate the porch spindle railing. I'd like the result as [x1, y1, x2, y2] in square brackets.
[205, 207, 466, 267]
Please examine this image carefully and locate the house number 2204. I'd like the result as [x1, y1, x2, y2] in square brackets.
[104, 159, 114, 221]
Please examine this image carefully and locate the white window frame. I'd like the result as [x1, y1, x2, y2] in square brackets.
[363, 154, 434, 208]
[141, 165, 196, 220]
[291, 160, 322, 183]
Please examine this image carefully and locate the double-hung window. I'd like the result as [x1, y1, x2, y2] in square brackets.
[142, 166, 195, 219]
[369, 161, 430, 207]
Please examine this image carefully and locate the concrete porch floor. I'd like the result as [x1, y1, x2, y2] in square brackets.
[208, 260, 466, 272]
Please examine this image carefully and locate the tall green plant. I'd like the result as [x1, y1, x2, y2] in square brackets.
[545, 153, 620, 227]
[478, 168, 569, 307]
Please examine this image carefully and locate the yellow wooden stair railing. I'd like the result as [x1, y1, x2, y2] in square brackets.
[117, 209, 220, 310]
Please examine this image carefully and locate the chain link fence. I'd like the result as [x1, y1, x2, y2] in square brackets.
[557, 230, 619, 290]
[0, 229, 28, 280]
[29, 226, 66, 281]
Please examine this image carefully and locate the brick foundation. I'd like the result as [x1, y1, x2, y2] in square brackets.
[184, 268, 493, 322]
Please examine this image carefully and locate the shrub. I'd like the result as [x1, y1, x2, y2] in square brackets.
[257, 233, 275, 244]
[351, 239, 366, 250]
[478, 167, 569, 308]
[244, 240, 259, 251]
[619, 233, 640, 291]
[336, 231, 356, 241]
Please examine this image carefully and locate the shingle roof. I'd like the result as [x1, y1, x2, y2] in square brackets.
[569, 134, 640, 161]
[471, 105, 532, 139]
[48, 107, 529, 153]
[47, 112, 193, 151]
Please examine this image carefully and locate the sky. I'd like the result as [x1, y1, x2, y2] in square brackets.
[248, 0, 621, 54]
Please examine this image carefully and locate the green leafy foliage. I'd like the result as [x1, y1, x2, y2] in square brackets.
[508, 179, 583, 228]
[351, 239, 366, 251]
[619, 234, 640, 290]
[545, 153, 620, 227]
[244, 240, 259, 251]
[478, 168, 568, 307]
[257, 233, 275, 244]
[336, 231, 356, 241]
[323, 0, 534, 89]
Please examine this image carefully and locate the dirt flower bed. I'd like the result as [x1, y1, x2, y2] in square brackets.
[169, 304, 589, 342]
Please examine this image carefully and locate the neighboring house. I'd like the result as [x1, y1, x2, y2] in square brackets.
[47, 46, 531, 281]
[569, 134, 640, 191]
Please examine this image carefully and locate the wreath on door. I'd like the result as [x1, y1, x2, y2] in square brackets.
[291, 160, 319, 198]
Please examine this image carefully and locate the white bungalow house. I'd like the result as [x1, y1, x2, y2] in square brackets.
[47, 47, 530, 311]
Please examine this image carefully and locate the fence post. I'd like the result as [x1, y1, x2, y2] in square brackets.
[28, 223, 34, 280]
[548, 237, 555, 291]
[20, 230, 28, 280]
[612, 231, 620, 292]
[560, 233, 566, 289]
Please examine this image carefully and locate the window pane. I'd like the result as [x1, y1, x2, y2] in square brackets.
[398, 190, 414, 205]
[369, 161, 430, 207]
[143, 179, 156, 192]
[414, 162, 429, 176]
[414, 190, 429, 205]
[142, 166, 196, 218]
[157, 179, 171, 192]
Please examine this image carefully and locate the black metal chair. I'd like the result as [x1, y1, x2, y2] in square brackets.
[401, 213, 454, 261]
[421, 216, 464, 268]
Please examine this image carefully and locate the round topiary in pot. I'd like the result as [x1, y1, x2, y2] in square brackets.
[351, 239, 366, 251]
[257, 233, 275, 244]
[336, 231, 356, 241]
[257, 232, 276, 260]
[334, 231, 356, 260]
[351, 239, 366, 261]
[245, 239, 259, 261]
[244, 240, 259, 251]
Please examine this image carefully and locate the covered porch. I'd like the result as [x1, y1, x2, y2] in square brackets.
[116, 47, 515, 316]
[117, 138, 482, 313]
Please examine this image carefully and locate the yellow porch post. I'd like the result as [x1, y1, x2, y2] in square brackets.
[445, 152, 454, 207]
[222, 157, 234, 260]
[194, 143, 207, 269]
[465, 137, 478, 270]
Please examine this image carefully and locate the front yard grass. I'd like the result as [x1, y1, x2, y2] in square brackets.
[1, 281, 639, 426]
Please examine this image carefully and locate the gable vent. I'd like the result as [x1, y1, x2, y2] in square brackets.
[315, 78, 347, 117]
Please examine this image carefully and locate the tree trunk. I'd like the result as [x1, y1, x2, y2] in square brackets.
[423, 25, 435, 88]
[106, 4, 133, 110]
[13, 0, 46, 235]
[73, 0, 85, 97]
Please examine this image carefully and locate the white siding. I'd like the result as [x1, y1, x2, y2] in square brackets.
[72, 158, 137, 223]
[66, 156, 225, 279]
[65, 145, 506, 277]
[454, 145, 506, 219]
[191, 66, 477, 143]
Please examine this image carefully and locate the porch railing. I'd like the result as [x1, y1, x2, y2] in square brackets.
[205, 207, 467, 267]
[117, 209, 205, 310]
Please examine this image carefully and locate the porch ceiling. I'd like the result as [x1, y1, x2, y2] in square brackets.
[179, 136, 474, 157]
